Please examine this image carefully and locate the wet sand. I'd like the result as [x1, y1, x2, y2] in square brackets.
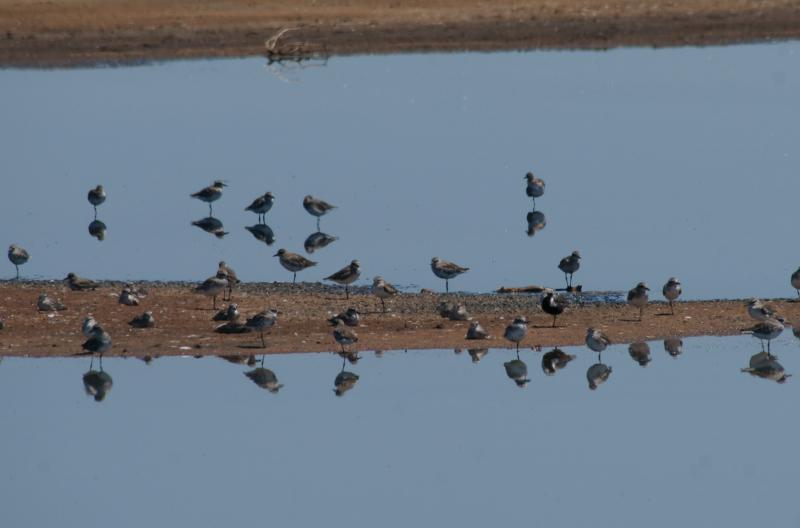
[1, 0, 799, 67]
[1, 282, 797, 358]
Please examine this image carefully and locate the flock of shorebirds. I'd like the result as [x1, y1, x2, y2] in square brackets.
[4, 174, 800, 398]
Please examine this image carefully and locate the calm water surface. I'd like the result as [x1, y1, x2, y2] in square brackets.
[2, 43, 800, 298]
[1, 334, 799, 527]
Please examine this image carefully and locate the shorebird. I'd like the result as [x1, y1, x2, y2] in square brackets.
[334, 368, 359, 397]
[541, 348, 575, 375]
[503, 316, 528, 351]
[628, 341, 651, 367]
[664, 337, 683, 358]
[245, 192, 275, 222]
[504, 355, 530, 388]
[245, 224, 275, 245]
[83, 361, 113, 402]
[194, 275, 228, 309]
[129, 311, 155, 328]
[587, 361, 612, 390]
[792, 267, 800, 298]
[468, 348, 488, 363]
[304, 232, 338, 254]
[245, 364, 283, 393]
[526, 210, 546, 237]
[64, 272, 99, 291]
[7, 245, 29, 280]
[325, 260, 361, 299]
[333, 321, 358, 353]
[586, 327, 611, 352]
[191, 180, 226, 215]
[245, 309, 278, 348]
[82, 316, 98, 337]
[215, 320, 252, 334]
[437, 301, 470, 321]
[524, 171, 545, 208]
[37, 293, 66, 312]
[541, 289, 567, 327]
[747, 299, 776, 322]
[742, 351, 791, 384]
[87, 185, 106, 218]
[118, 287, 140, 306]
[82, 325, 112, 356]
[217, 261, 240, 301]
[213, 303, 240, 322]
[742, 317, 786, 353]
[372, 276, 398, 313]
[627, 282, 650, 321]
[303, 195, 336, 230]
[88, 219, 107, 241]
[466, 320, 489, 340]
[662, 277, 682, 314]
[191, 217, 227, 238]
[430, 257, 468, 293]
[558, 251, 581, 288]
[274, 249, 316, 284]
[328, 308, 360, 327]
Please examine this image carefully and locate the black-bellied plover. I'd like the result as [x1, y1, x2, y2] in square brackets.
[437, 301, 470, 321]
[213, 303, 240, 322]
[191, 180, 226, 215]
[526, 210, 546, 237]
[215, 320, 252, 334]
[38, 293, 66, 312]
[194, 275, 228, 309]
[662, 277, 682, 315]
[628, 341, 651, 367]
[747, 299, 776, 322]
[328, 308, 360, 327]
[245, 309, 278, 348]
[64, 272, 99, 291]
[430, 257, 468, 293]
[503, 316, 528, 351]
[303, 195, 336, 231]
[82, 316, 98, 337]
[627, 282, 650, 321]
[742, 317, 786, 353]
[245, 364, 283, 393]
[87, 185, 106, 218]
[372, 276, 398, 313]
[118, 286, 140, 306]
[274, 249, 316, 284]
[792, 267, 800, 299]
[541, 348, 575, 375]
[741, 351, 791, 384]
[325, 260, 361, 299]
[586, 361, 612, 390]
[524, 171, 545, 208]
[245, 224, 275, 245]
[245, 192, 275, 222]
[541, 289, 567, 327]
[466, 320, 489, 340]
[664, 337, 683, 358]
[586, 327, 610, 352]
[217, 261, 239, 301]
[8, 245, 29, 280]
[82, 325, 112, 356]
[557, 251, 581, 288]
[504, 355, 530, 388]
[304, 232, 338, 254]
[129, 311, 155, 328]
[333, 321, 358, 353]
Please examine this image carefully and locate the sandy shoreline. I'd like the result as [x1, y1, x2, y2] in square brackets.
[1, 282, 797, 358]
[1, 0, 799, 67]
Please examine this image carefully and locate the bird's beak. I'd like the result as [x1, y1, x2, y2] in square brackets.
[273, 252, 279, 257]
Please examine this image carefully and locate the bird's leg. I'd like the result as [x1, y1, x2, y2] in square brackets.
[768, 340, 771, 353]
[15, 265, 19, 280]
[670, 301, 674, 315]
[208, 203, 212, 216]
[381, 298, 386, 314]
[639, 306, 644, 321]
[89, 355, 94, 371]
[446, 279, 449, 293]
[316, 217, 320, 231]
[564, 273, 569, 288]
[293, 272, 297, 285]
[93, 206, 97, 219]
[345, 285, 349, 300]
[99, 354, 104, 371]
[796, 289, 800, 299]
[260, 355, 265, 367]
[516, 350, 520, 361]
[260, 329, 266, 348]
[552, 314, 557, 328]
[212, 295, 217, 310]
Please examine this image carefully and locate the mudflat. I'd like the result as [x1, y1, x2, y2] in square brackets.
[1, 0, 799, 67]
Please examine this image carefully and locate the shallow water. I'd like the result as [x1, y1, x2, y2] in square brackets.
[2, 44, 800, 299]
[1, 333, 799, 527]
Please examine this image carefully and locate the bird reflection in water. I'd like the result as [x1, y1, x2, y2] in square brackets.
[741, 351, 791, 383]
[468, 348, 488, 363]
[192, 217, 228, 239]
[664, 337, 683, 357]
[587, 352, 612, 390]
[541, 348, 575, 375]
[82, 355, 113, 402]
[628, 341, 651, 367]
[526, 210, 546, 237]
[220, 355, 258, 367]
[334, 357, 359, 397]
[88, 219, 107, 241]
[244, 355, 283, 393]
[504, 351, 530, 388]
[338, 350, 361, 365]
[304, 231, 338, 254]
[245, 224, 276, 246]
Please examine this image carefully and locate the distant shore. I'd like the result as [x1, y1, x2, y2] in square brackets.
[1, 282, 797, 357]
[1, 0, 799, 67]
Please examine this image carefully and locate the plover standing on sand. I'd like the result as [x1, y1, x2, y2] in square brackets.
[213, 303, 240, 322]
[747, 299, 775, 322]
[194, 275, 228, 309]
[627, 282, 650, 321]
[792, 267, 800, 299]
[245, 309, 278, 348]
[430, 257, 468, 293]
[274, 249, 316, 284]
[325, 260, 361, 299]
[524, 172, 545, 208]
[558, 251, 581, 288]
[303, 195, 336, 230]
[87, 185, 106, 218]
[662, 277, 682, 315]
[466, 320, 489, 340]
[333, 321, 359, 353]
[586, 327, 611, 353]
[37, 293, 66, 312]
[503, 316, 528, 351]
[64, 272, 99, 291]
[372, 276, 398, 313]
[118, 287, 140, 306]
[541, 289, 567, 327]
[8, 245, 29, 280]
[129, 311, 155, 328]
[217, 261, 240, 301]
[82, 325, 112, 355]
[328, 308, 360, 327]
[245, 192, 275, 222]
[191, 180, 227, 215]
